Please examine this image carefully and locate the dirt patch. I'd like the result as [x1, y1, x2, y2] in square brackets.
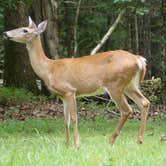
[0, 100, 165, 121]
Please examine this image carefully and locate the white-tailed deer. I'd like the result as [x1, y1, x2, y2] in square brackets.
[3, 17, 150, 148]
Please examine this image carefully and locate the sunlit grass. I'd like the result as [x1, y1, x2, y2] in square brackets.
[0, 117, 165, 166]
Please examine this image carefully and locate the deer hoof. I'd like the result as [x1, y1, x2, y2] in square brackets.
[137, 139, 143, 144]
[109, 137, 115, 145]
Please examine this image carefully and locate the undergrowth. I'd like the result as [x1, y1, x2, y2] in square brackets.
[0, 87, 47, 104]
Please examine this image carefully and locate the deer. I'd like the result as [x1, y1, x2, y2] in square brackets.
[3, 17, 150, 148]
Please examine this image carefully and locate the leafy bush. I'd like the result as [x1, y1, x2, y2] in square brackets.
[141, 77, 162, 104]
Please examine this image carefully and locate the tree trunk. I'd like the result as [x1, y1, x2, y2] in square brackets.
[161, 0, 166, 104]
[3, 2, 38, 93]
[126, 13, 132, 52]
[73, 0, 82, 57]
[139, 13, 152, 78]
[134, 15, 139, 54]
[130, 16, 136, 53]
[32, 0, 59, 95]
[62, 1, 74, 57]
[32, 0, 59, 59]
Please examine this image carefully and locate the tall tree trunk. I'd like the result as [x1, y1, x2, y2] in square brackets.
[32, 0, 59, 59]
[161, 0, 166, 104]
[3, 2, 38, 93]
[139, 13, 152, 78]
[130, 16, 136, 53]
[134, 15, 139, 54]
[73, 0, 82, 57]
[63, 1, 74, 57]
[126, 13, 132, 52]
[32, 0, 59, 95]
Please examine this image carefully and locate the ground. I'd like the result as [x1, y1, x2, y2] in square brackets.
[0, 117, 165, 166]
[0, 88, 165, 165]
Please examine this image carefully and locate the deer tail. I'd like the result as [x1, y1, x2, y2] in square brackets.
[136, 56, 147, 82]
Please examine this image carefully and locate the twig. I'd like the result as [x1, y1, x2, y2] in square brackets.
[106, 109, 120, 117]
[93, 95, 110, 102]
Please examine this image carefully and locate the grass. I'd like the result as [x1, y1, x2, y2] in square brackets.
[0, 117, 165, 166]
[0, 87, 47, 103]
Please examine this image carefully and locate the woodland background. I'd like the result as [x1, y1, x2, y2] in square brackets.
[0, 2, 165, 165]
[0, 0, 165, 106]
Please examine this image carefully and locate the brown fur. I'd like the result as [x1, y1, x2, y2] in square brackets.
[3, 20, 150, 148]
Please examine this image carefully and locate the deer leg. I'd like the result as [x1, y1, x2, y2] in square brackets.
[125, 87, 150, 144]
[63, 100, 70, 146]
[64, 92, 80, 148]
[108, 92, 133, 144]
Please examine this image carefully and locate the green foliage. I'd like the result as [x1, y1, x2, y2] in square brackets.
[113, 0, 150, 16]
[58, 0, 153, 57]
[0, 0, 32, 33]
[0, 0, 32, 8]
[136, 7, 149, 15]
[149, 95, 160, 104]
[78, 99, 99, 110]
[141, 78, 162, 104]
[0, 87, 47, 104]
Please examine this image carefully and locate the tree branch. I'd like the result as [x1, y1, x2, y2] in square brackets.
[73, 0, 82, 57]
[90, 9, 125, 55]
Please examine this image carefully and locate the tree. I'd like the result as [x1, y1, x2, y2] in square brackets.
[161, 0, 166, 103]
[32, 0, 59, 94]
[32, 0, 59, 59]
[139, 12, 152, 78]
[3, 1, 38, 93]
[73, 0, 82, 57]
[58, 1, 75, 57]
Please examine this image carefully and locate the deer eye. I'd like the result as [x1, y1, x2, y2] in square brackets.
[23, 29, 28, 33]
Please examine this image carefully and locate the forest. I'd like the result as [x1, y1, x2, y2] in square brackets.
[0, 0, 165, 165]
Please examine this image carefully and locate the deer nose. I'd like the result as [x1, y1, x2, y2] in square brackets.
[2, 32, 8, 38]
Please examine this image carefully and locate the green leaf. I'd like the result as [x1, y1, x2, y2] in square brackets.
[136, 8, 149, 15]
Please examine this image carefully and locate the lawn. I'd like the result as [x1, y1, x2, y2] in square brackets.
[0, 117, 165, 166]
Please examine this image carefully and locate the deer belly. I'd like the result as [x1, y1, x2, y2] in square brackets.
[76, 86, 105, 97]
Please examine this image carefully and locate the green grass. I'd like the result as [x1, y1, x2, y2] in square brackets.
[0, 117, 165, 166]
[0, 87, 47, 103]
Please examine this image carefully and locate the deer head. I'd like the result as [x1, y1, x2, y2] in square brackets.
[3, 17, 47, 43]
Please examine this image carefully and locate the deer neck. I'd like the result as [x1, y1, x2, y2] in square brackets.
[26, 36, 52, 81]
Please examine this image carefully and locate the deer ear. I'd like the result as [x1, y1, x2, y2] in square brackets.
[28, 16, 37, 29]
[37, 20, 47, 34]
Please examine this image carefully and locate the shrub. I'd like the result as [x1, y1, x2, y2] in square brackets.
[141, 77, 162, 104]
